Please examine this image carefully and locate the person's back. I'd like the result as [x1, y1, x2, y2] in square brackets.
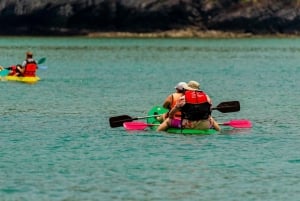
[22, 59, 37, 77]
[180, 89, 219, 130]
[16, 51, 37, 77]
[181, 90, 212, 121]
[163, 91, 182, 110]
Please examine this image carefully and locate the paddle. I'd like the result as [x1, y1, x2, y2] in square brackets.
[123, 119, 252, 131]
[109, 101, 240, 128]
[37, 57, 46, 65]
[38, 65, 47, 70]
[123, 122, 160, 130]
[0, 69, 10, 76]
[37, 57, 47, 70]
[109, 114, 160, 128]
[220, 119, 252, 128]
[212, 101, 240, 113]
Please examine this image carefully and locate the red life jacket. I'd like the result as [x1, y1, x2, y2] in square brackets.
[23, 60, 37, 77]
[181, 90, 212, 120]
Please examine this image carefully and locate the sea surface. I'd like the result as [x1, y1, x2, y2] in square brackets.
[0, 36, 299, 201]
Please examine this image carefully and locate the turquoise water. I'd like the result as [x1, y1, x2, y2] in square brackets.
[0, 37, 299, 201]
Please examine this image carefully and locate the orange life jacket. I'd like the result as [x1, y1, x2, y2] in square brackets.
[170, 93, 183, 118]
[23, 60, 37, 77]
[181, 90, 211, 120]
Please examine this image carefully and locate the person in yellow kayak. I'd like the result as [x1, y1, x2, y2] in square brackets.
[157, 81, 221, 131]
[3, 64, 22, 76]
[16, 51, 38, 77]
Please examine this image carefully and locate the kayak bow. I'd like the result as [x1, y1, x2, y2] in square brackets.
[6, 75, 40, 84]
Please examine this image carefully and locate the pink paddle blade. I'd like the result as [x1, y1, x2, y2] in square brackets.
[123, 121, 160, 130]
[123, 122, 149, 130]
[221, 119, 252, 128]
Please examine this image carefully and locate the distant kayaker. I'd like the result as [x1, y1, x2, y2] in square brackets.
[16, 51, 38, 77]
[4, 64, 22, 76]
[157, 83, 221, 131]
[156, 82, 187, 123]
[0, 64, 22, 76]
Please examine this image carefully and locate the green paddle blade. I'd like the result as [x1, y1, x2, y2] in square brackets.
[0, 69, 9, 76]
[37, 57, 46, 64]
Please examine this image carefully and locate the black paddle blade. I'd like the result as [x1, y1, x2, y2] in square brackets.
[109, 115, 133, 128]
[214, 101, 240, 113]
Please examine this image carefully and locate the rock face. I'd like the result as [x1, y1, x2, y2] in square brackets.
[1, 0, 300, 35]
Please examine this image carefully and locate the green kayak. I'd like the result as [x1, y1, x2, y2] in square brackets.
[147, 106, 217, 135]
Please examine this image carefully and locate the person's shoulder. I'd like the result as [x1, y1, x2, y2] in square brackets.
[168, 93, 175, 97]
[166, 94, 173, 100]
[163, 94, 172, 102]
[206, 95, 212, 103]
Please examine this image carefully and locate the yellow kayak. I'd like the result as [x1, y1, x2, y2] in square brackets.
[6, 75, 40, 84]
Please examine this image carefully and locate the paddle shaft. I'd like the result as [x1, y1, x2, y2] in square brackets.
[120, 114, 160, 122]
[140, 123, 160, 126]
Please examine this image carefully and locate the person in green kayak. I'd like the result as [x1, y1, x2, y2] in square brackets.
[156, 80, 201, 123]
[156, 81, 187, 123]
[157, 82, 221, 132]
[16, 51, 38, 77]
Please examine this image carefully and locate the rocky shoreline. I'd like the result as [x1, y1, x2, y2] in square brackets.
[87, 29, 252, 38]
[86, 29, 300, 38]
[1, 0, 300, 37]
